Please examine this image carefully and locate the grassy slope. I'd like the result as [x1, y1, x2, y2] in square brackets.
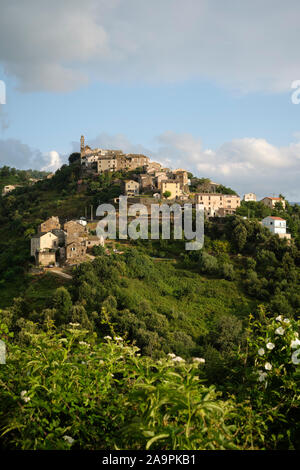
[114, 260, 257, 341]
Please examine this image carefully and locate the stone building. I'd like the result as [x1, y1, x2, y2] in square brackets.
[84, 235, 105, 249]
[156, 173, 169, 190]
[144, 162, 162, 173]
[124, 180, 140, 196]
[195, 193, 241, 217]
[38, 216, 60, 233]
[36, 251, 56, 267]
[80, 136, 150, 174]
[261, 197, 286, 209]
[2, 185, 17, 196]
[244, 193, 257, 202]
[66, 240, 87, 260]
[138, 174, 154, 190]
[64, 220, 87, 238]
[161, 181, 183, 199]
[31, 232, 59, 258]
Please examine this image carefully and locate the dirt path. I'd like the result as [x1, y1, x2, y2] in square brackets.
[45, 268, 73, 280]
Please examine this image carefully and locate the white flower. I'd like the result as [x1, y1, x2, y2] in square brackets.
[276, 315, 283, 322]
[291, 339, 300, 349]
[63, 435, 75, 445]
[104, 336, 112, 340]
[283, 318, 290, 325]
[172, 356, 185, 363]
[79, 341, 90, 347]
[192, 357, 205, 364]
[266, 342, 275, 350]
[168, 353, 176, 358]
[69, 322, 80, 327]
[258, 371, 267, 382]
[20, 390, 30, 403]
[258, 348, 265, 356]
[275, 327, 285, 335]
[114, 336, 123, 341]
[291, 349, 300, 365]
[264, 362, 272, 371]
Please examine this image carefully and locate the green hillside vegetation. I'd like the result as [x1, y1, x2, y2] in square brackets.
[0, 166, 50, 192]
[0, 162, 299, 449]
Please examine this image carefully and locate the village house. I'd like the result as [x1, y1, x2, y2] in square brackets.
[144, 162, 162, 174]
[2, 185, 20, 196]
[261, 197, 286, 209]
[171, 169, 189, 192]
[195, 193, 241, 217]
[262, 216, 291, 240]
[52, 228, 67, 245]
[31, 214, 106, 266]
[66, 240, 87, 261]
[30, 232, 59, 266]
[83, 235, 105, 249]
[155, 173, 169, 190]
[80, 136, 150, 174]
[64, 220, 88, 238]
[244, 193, 257, 202]
[124, 180, 140, 196]
[38, 216, 61, 233]
[138, 174, 154, 190]
[30, 232, 59, 258]
[161, 181, 183, 199]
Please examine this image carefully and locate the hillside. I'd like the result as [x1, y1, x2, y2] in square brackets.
[0, 161, 300, 450]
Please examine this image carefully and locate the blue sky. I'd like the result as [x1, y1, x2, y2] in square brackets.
[1, 0, 300, 199]
[2, 76, 299, 153]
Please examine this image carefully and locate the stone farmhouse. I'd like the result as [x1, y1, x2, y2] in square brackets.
[38, 216, 60, 233]
[31, 216, 104, 267]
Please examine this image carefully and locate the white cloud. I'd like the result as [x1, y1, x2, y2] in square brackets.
[150, 132, 300, 200]
[2, 130, 300, 200]
[1, 1, 300, 92]
[71, 130, 300, 200]
[41, 151, 62, 172]
[0, 139, 64, 171]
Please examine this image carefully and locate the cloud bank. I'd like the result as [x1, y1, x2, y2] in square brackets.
[1, 131, 300, 199]
[1, 0, 300, 93]
[0, 139, 62, 172]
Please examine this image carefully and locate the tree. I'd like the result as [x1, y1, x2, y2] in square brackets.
[68, 153, 81, 165]
[163, 191, 171, 199]
[52, 287, 73, 324]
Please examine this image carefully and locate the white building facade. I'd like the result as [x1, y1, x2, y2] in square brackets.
[262, 216, 288, 235]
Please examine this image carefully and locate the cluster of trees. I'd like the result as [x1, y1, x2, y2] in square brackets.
[0, 302, 299, 449]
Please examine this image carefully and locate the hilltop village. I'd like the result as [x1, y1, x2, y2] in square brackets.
[26, 136, 290, 267]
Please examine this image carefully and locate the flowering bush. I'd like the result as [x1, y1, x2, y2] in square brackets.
[0, 321, 239, 450]
[241, 308, 300, 448]
[249, 312, 300, 394]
